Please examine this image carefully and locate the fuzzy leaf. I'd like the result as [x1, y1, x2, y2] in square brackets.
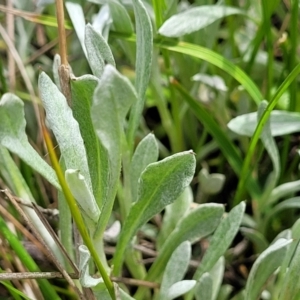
[159, 5, 243, 37]
[113, 151, 196, 275]
[130, 133, 159, 202]
[194, 202, 245, 280]
[159, 241, 191, 300]
[91, 65, 137, 238]
[195, 273, 213, 300]
[245, 238, 292, 300]
[142, 204, 224, 287]
[0, 93, 59, 189]
[198, 169, 225, 195]
[127, 0, 153, 146]
[39, 72, 92, 192]
[78, 245, 102, 288]
[65, 169, 100, 224]
[228, 110, 300, 137]
[71, 74, 109, 207]
[108, 0, 133, 34]
[91, 65, 137, 194]
[157, 187, 193, 250]
[167, 280, 197, 299]
[85, 23, 115, 79]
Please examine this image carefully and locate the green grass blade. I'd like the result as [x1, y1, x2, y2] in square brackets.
[234, 63, 300, 204]
[160, 41, 262, 105]
[171, 79, 261, 200]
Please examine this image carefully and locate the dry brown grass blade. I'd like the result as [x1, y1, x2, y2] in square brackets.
[2, 189, 87, 300]
[31, 202, 79, 276]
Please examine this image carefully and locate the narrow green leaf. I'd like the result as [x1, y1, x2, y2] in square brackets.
[157, 187, 193, 250]
[65, 2, 87, 56]
[134, 204, 224, 299]
[108, 0, 133, 34]
[130, 133, 159, 203]
[0, 281, 29, 300]
[266, 197, 300, 223]
[0, 93, 59, 189]
[65, 169, 100, 224]
[159, 241, 191, 300]
[85, 23, 115, 79]
[91, 65, 137, 238]
[268, 179, 300, 207]
[194, 273, 213, 300]
[39, 72, 92, 193]
[167, 280, 196, 300]
[245, 238, 292, 300]
[159, 5, 244, 37]
[228, 110, 300, 137]
[165, 43, 262, 105]
[194, 202, 245, 280]
[127, 0, 153, 149]
[113, 151, 196, 276]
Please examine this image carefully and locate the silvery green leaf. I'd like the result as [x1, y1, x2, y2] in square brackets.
[78, 245, 102, 288]
[159, 5, 243, 37]
[65, 2, 87, 56]
[268, 179, 300, 206]
[192, 73, 228, 92]
[92, 65, 137, 193]
[0, 93, 59, 189]
[195, 273, 213, 300]
[65, 169, 100, 224]
[258, 101, 280, 200]
[127, 0, 153, 146]
[265, 197, 300, 226]
[167, 280, 197, 299]
[210, 256, 225, 300]
[245, 238, 292, 300]
[145, 204, 224, 283]
[39, 72, 92, 193]
[108, 0, 133, 34]
[228, 110, 300, 137]
[130, 133, 158, 202]
[194, 202, 245, 280]
[157, 187, 193, 250]
[85, 23, 115, 79]
[92, 65, 137, 238]
[276, 220, 300, 300]
[113, 151, 196, 275]
[159, 241, 191, 300]
[92, 4, 112, 40]
[198, 169, 225, 195]
[70, 74, 109, 206]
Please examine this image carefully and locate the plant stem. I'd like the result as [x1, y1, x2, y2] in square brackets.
[42, 124, 116, 300]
